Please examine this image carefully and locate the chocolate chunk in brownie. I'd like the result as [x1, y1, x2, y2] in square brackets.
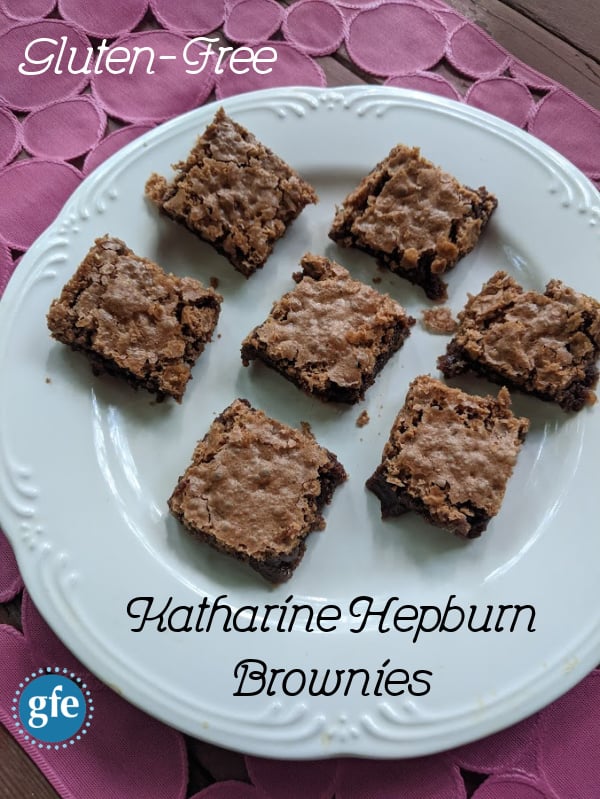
[46, 236, 222, 402]
[438, 270, 600, 411]
[145, 108, 318, 277]
[168, 399, 347, 583]
[241, 253, 415, 404]
[329, 144, 497, 300]
[367, 376, 529, 538]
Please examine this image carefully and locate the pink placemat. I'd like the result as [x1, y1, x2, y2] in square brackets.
[1, 1, 600, 797]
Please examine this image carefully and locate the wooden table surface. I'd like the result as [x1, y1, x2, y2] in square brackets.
[1, 2, 599, 797]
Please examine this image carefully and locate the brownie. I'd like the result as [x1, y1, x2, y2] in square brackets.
[366, 376, 529, 538]
[168, 399, 347, 583]
[438, 271, 600, 411]
[46, 236, 222, 402]
[145, 108, 318, 277]
[241, 253, 415, 404]
[329, 144, 497, 300]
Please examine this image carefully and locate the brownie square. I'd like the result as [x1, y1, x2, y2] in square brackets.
[47, 236, 222, 402]
[366, 376, 529, 538]
[168, 399, 347, 583]
[438, 271, 600, 411]
[145, 108, 318, 277]
[241, 253, 415, 404]
[329, 144, 497, 300]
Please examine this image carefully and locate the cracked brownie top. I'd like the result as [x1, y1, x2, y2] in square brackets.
[367, 375, 529, 537]
[241, 253, 415, 402]
[329, 143, 497, 300]
[46, 236, 222, 402]
[145, 108, 318, 277]
[168, 398, 346, 582]
[438, 270, 600, 411]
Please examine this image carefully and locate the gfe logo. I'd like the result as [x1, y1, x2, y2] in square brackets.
[13, 668, 93, 748]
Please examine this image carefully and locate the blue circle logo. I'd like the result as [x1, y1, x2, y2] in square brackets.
[13, 669, 93, 747]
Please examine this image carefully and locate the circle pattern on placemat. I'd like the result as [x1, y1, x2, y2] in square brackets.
[0, 0, 55, 21]
[83, 124, 154, 175]
[0, 20, 90, 110]
[336, 754, 467, 798]
[150, 0, 225, 36]
[466, 77, 534, 128]
[0, 108, 21, 168]
[283, 0, 346, 56]
[23, 97, 106, 160]
[433, 7, 464, 34]
[215, 41, 325, 99]
[334, 0, 381, 8]
[91, 30, 215, 123]
[57, 0, 148, 37]
[510, 60, 557, 91]
[0, 6, 15, 33]
[225, 0, 283, 45]
[539, 673, 600, 798]
[529, 89, 600, 178]
[416, 0, 450, 9]
[347, 3, 447, 76]
[0, 159, 81, 250]
[471, 776, 551, 799]
[385, 72, 461, 100]
[448, 21, 511, 78]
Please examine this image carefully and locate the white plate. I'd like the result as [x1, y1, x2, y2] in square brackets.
[1, 86, 600, 759]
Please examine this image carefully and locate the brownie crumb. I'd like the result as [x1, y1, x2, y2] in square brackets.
[168, 399, 346, 583]
[45, 377, 51, 384]
[210, 276, 220, 289]
[46, 236, 222, 402]
[356, 410, 370, 427]
[421, 306, 458, 334]
[372, 276, 382, 284]
[367, 376, 529, 538]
